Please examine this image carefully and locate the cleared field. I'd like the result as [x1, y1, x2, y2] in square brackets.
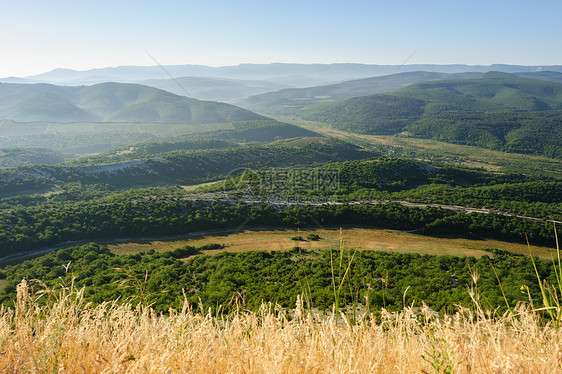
[181, 181, 222, 192]
[107, 227, 554, 259]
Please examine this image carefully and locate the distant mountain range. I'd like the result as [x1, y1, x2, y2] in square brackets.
[138, 76, 289, 102]
[0, 82, 266, 123]
[2, 65, 562, 159]
[298, 72, 562, 157]
[5, 63, 561, 88]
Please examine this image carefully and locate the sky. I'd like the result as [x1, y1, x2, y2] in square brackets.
[1, 0, 561, 77]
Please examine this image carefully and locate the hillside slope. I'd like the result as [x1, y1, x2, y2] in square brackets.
[237, 71, 480, 115]
[0, 82, 266, 123]
[300, 72, 562, 157]
[236, 71, 562, 116]
[0, 148, 68, 168]
[0, 137, 373, 193]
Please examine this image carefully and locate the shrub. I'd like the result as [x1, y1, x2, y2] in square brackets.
[307, 233, 321, 241]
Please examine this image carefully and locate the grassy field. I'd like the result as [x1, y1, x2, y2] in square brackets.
[5, 279, 561, 373]
[181, 181, 223, 192]
[280, 117, 562, 178]
[107, 227, 554, 259]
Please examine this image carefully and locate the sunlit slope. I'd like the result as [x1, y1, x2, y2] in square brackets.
[0, 82, 267, 123]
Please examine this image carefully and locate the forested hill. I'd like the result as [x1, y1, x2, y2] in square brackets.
[299, 72, 562, 158]
[390, 71, 562, 111]
[236, 70, 562, 116]
[0, 82, 267, 123]
[0, 137, 374, 193]
[236, 71, 480, 115]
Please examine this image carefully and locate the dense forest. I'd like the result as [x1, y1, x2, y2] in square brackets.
[0, 199, 556, 260]
[0, 242, 557, 316]
[0, 156, 559, 261]
[212, 157, 562, 220]
[299, 73, 562, 158]
[0, 137, 373, 195]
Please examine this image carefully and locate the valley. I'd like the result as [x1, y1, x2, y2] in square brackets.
[0, 63, 560, 323]
[4, 2, 562, 371]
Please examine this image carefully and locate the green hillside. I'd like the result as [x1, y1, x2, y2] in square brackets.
[300, 72, 562, 157]
[0, 137, 373, 195]
[515, 71, 562, 84]
[0, 118, 318, 154]
[6, 92, 98, 123]
[0, 156, 558, 260]
[0, 148, 69, 168]
[236, 71, 481, 115]
[188, 120, 320, 143]
[0, 82, 267, 124]
[391, 72, 562, 111]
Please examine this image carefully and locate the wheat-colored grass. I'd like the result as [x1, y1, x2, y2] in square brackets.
[2, 279, 561, 373]
[108, 227, 554, 259]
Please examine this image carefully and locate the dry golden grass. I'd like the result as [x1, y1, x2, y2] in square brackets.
[108, 227, 554, 259]
[3, 279, 561, 373]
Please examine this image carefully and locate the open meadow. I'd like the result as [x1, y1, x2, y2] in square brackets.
[107, 227, 554, 259]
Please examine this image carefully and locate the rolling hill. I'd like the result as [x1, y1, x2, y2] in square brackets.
[0, 137, 374, 194]
[236, 71, 481, 115]
[299, 72, 562, 157]
[389, 71, 562, 112]
[0, 148, 69, 168]
[514, 71, 562, 84]
[0, 82, 267, 123]
[237, 71, 562, 116]
[0, 117, 318, 154]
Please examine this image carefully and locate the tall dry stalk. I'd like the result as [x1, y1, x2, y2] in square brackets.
[1, 279, 561, 373]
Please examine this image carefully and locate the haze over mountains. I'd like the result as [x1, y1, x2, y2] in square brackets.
[2, 63, 561, 107]
[1, 63, 561, 160]
[4, 62, 562, 87]
[138, 77, 289, 102]
[0, 82, 265, 123]
[236, 71, 481, 114]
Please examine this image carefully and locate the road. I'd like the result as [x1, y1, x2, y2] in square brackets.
[0, 193, 559, 266]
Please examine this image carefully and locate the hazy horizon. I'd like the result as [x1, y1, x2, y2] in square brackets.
[13, 61, 562, 79]
[2, 0, 561, 78]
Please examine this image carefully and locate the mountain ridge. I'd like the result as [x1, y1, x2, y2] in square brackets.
[298, 72, 562, 157]
[17, 63, 562, 87]
[237, 71, 562, 115]
[0, 82, 266, 123]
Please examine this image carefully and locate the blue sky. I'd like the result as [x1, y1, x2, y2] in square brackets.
[1, 0, 561, 77]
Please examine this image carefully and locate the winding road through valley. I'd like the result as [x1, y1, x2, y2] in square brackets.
[0, 194, 559, 266]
